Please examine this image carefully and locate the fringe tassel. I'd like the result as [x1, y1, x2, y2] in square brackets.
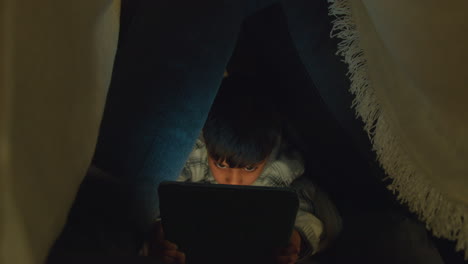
[327, 0, 468, 259]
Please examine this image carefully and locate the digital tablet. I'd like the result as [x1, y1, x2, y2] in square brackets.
[158, 181, 299, 263]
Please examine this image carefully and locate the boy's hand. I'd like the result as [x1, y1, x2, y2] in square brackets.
[144, 221, 186, 264]
[273, 229, 302, 264]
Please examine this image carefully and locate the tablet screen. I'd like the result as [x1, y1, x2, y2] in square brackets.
[158, 181, 299, 262]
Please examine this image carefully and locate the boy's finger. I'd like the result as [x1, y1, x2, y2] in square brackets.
[161, 250, 185, 264]
[284, 244, 299, 255]
[174, 251, 186, 264]
[290, 254, 299, 263]
[274, 245, 298, 256]
[161, 255, 176, 264]
[162, 249, 181, 258]
[161, 240, 178, 250]
[154, 221, 165, 241]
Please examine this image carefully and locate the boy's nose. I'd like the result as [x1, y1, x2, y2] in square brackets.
[227, 169, 243, 185]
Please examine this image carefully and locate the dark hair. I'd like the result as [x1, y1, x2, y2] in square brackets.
[202, 75, 282, 168]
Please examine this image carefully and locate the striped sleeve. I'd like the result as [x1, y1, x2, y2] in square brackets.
[176, 138, 210, 183]
[291, 177, 342, 258]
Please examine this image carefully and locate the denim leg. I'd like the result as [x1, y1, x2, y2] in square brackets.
[92, 0, 248, 230]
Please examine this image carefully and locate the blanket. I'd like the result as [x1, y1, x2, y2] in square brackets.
[328, 0, 468, 258]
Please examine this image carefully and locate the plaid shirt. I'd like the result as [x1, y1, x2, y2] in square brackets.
[177, 135, 339, 257]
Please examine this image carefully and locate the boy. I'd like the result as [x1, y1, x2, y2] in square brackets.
[143, 75, 341, 264]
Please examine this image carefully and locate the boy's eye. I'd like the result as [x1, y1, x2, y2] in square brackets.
[244, 166, 257, 172]
[215, 162, 227, 169]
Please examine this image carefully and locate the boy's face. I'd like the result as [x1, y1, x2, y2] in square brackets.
[208, 155, 267, 185]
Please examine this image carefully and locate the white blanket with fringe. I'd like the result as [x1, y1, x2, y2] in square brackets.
[328, 0, 468, 259]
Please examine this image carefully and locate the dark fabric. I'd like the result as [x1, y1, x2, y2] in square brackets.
[47, 175, 141, 259]
[226, 2, 396, 213]
[315, 211, 445, 264]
